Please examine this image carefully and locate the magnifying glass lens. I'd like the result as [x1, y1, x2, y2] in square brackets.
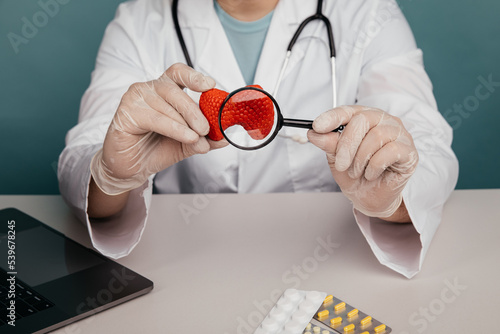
[219, 88, 280, 150]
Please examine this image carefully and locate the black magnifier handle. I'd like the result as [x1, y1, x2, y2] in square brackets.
[282, 118, 344, 132]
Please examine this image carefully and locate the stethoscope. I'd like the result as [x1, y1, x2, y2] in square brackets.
[172, 0, 340, 145]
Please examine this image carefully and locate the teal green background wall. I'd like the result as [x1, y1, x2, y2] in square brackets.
[0, 0, 499, 194]
[0, 0, 125, 194]
[398, 0, 500, 189]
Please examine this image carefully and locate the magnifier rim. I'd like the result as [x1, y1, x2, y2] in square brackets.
[218, 86, 284, 151]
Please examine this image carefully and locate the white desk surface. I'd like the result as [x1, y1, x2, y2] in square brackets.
[1, 189, 499, 334]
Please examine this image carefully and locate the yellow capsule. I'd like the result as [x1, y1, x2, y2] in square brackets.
[374, 324, 387, 333]
[360, 332, 369, 334]
[360, 316, 372, 326]
[317, 310, 329, 318]
[323, 295, 333, 305]
[343, 323, 355, 332]
[330, 316, 342, 326]
[334, 302, 346, 311]
[347, 309, 358, 318]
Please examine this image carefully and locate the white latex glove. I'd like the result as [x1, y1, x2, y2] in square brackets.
[307, 105, 419, 218]
[91, 63, 227, 195]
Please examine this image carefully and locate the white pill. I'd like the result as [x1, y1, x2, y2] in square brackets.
[284, 320, 303, 332]
[262, 317, 281, 331]
[269, 307, 287, 322]
[292, 309, 309, 323]
[276, 298, 294, 312]
[284, 289, 301, 301]
[299, 300, 316, 313]
[306, 291, 323, 303]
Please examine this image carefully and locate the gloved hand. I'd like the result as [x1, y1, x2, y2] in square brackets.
[307, 105, 418, 218]
[91, 63, 227, 195]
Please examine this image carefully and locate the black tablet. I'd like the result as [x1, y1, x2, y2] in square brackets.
[0, 208, 153, 333]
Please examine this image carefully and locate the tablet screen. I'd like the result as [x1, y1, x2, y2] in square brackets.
[0, 225, 104, 287]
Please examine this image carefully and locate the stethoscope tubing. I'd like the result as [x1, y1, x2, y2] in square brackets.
[172, 0, 194, 68]
[272, 0, 337, 108]
[173, 0, 336, 74]
[286, 0, 335, 58]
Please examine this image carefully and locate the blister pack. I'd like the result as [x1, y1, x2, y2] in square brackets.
[254, 289, 391, 334]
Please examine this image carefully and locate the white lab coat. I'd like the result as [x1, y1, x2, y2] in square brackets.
[58, 0, 458, 278]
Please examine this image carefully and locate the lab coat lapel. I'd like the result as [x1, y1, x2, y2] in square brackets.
[178, 0, 245, 91]
[254, 0, 317, 94]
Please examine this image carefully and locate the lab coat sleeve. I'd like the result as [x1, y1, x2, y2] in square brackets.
[58, 2, 157, 259]
[351, 0, 459, 278]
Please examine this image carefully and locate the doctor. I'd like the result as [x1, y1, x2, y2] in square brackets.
[59, 0, 458, 278]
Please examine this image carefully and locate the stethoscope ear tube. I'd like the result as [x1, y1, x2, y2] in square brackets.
[286, 0, 335, 58]
[172, 0, 193, 68]
[272, 0, 337, 105]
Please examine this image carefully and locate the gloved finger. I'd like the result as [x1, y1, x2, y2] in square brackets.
[307, 130, 341, 156]
[334, 112, 375, 172]
[164, 137, 227, 168]
[136, 135, 206, 176]
[183, 136, 231, 158]
[119, 106, 200, 144]
[347, 119, 402, 179]
[311, 106, 384, 172]
[364, 140, 417, 181]
[164, 63, 216, 92]
[187, 136, 212, 155]
[154, 78, 210, 136]
[137, 83, 189, 126]
[312, 105, 355, 133]
[313, 105, 387, 133]
[208, 138, 229, 150]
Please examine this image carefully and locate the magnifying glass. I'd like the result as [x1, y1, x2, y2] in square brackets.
[218, 86, 344, 150]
